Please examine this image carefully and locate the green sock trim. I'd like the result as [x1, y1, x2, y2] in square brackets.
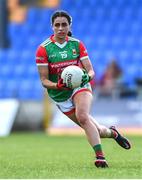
[93, 144, 102, 152]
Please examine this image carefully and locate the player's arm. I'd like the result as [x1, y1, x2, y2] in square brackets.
[36, 46, 58, 89]
[38, 65, 57, 89]
[80, 58, 95, 80]
[79, 41, 95, 84]
[36, 46, 67, 90]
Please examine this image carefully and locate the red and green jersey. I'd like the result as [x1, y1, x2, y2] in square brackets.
[36, 35, 89, 102]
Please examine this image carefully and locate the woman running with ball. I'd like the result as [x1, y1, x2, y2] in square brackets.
[36, 10, 131, 168]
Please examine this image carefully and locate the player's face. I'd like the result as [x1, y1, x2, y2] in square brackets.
[52, 17, 70, 39]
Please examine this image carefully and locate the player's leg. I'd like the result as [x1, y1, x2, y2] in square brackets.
[65, 109, 131, 150]
[89, 115, 131, 149]
[73, 92, 101, 146]
[72, 91, 108, 167]
[66, 111, 108, 168]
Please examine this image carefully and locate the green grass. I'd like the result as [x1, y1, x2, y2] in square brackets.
[0, 132, 142, 179]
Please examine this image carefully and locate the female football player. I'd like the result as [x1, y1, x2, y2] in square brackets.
[36, 10, 131, 168]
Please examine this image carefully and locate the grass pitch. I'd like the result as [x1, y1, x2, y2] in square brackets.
[0, 132, 142, 179]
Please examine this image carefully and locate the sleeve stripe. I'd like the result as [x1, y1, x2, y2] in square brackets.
[36, 63, 48, 66]
[80, 56, 89, 61]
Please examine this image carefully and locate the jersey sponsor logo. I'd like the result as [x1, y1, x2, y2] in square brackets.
[49, 59, 79, 74]
[59, 51, 68, 59]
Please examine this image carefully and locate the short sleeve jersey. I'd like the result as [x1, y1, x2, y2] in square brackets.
[36, 35, 89, 102]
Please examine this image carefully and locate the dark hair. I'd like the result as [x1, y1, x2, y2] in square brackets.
[51, 10, 72, 25]
[51, 10, 72, 36]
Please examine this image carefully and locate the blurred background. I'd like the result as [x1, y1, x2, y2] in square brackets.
[0, 0, 142, 137]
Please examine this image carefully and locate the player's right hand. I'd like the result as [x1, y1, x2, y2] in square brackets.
[57, 78, 66, 89]
[56, 78, 71, 90]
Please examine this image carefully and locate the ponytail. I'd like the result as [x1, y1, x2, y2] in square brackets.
[68, 31, 72, 37]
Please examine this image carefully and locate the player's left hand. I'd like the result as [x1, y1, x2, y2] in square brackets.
[81, 70, 91, 87]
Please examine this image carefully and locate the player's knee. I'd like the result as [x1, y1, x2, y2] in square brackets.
[76, 112, 89, 126]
